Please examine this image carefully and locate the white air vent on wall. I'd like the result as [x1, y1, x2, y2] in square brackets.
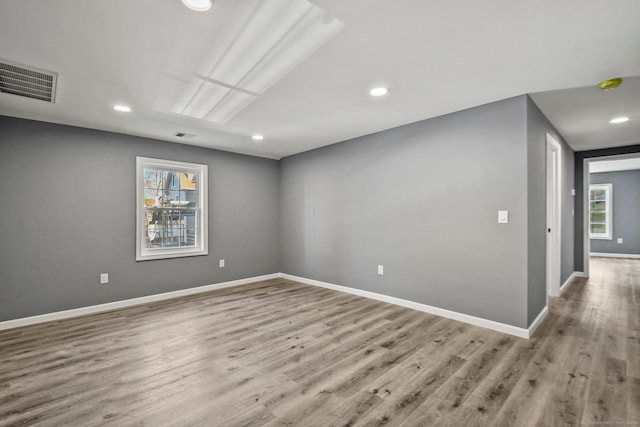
[0, 59, 58, 103]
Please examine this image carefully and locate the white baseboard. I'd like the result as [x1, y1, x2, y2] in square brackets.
[590, 252, 640, 259]
[1, 272, 550, 340]
[280, 273, 539, 339]
[527, 306, 548, 338]
[0, 273, 280, 331]
[559, 271, 581, 295]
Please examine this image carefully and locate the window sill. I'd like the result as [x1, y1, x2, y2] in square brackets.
[136, 249, 208, 262]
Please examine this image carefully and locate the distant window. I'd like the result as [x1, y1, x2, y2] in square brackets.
[136, 157, 208, 261]
[589, 183, 612, 240]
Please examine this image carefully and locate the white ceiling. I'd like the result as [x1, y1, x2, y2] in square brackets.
[531, 76, 640, 152]
[1, 0, 639, 159]
[590, 156, 640, 173]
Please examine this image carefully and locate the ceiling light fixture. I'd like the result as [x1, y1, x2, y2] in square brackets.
[252, 134, 264, 141]
[369, 87, 389, 97]
[182, 0, 212, 12]
[113, 105, 131, 113]
[598, 77, 622, 91]
[609, 116, 629, 124]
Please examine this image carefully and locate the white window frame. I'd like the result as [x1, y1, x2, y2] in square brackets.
[136, 157, 208, 261]
[588, 183, 612, 240]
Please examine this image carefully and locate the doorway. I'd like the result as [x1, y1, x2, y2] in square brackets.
[583, 153, 640, 276]
[546, 133, 562, 297]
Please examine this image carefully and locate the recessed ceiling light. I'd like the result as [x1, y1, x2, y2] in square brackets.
[369, 87, 389, 97]
[252, 134, 264, 141]
[182, 0, 212, 12]
[609, 117, 630, 124]
[113, 105, 131, 113]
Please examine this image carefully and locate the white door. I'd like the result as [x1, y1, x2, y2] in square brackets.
[546, 133, 562, 297]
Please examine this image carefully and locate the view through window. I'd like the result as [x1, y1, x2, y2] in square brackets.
[136, 157, 208, 260]
[589, 183, 612, 239]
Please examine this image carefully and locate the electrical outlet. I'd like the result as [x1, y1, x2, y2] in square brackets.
[377, 265, 384, 275]
[100, 273, 109, 284]
[219, 259, 225, 268]
[617, 238, 623, 244]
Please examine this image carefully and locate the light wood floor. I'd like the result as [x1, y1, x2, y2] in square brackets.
[1, 257, 638, 426]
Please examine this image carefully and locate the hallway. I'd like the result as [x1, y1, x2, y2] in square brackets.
[534, 256, 640, 425]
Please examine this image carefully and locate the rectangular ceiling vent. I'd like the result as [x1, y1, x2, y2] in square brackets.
[0, 59, 58, 103]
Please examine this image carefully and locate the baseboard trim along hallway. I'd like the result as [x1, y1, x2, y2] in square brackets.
[590, 252, 640, 259]
[559, 271, 583, 295]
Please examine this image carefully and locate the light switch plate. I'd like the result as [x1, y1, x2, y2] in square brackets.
[377, 265, 384, 275]
[617, 238, 623, 244]
[498, 210, 509, 224]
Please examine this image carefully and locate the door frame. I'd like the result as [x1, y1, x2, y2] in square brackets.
[546, 133, 562, 297]
[582, 152, 640, 277]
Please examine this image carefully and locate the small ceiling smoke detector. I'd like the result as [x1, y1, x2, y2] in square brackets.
[609, 117, 629, 124]
[598, 77, 622, 91]
[369, 87, 389, 97]
[252, 134, 264, 141]
[113, 105, 131, 113]
[182, 0, 212, 12]
[175, 132, 196, 138]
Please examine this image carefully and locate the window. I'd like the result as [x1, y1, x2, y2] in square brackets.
[136, 157, 208, 261]
[589, 183, 612, 240]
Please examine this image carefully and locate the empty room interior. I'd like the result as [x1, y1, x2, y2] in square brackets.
[1, 1, 639, 426]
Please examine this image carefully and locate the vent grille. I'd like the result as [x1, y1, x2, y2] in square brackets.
[0, 59, 58, 103]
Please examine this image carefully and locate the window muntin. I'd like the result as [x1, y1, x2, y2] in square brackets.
[589, 183, 612, 240]
[136, 157, 208, 260]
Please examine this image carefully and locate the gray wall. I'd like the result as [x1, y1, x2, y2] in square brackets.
[590, 169, 640, 254]
[574, 145, 640, 271]
[1, 97, 577, 329]
[0, 116, 280, 321]
[526, 97, 574, 324]
[281, 96, 531, 328]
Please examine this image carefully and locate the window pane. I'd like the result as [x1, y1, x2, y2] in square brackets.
[185, 230, 197, 247]
[590, 201, 606, 212]
[588, 185, 611, 238]
[143, 204, 199, 248]
[145, 212, 162, 248]
[144, 169, 169, 206]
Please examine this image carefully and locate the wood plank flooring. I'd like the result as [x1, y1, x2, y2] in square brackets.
[0, 257, 638, 426]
